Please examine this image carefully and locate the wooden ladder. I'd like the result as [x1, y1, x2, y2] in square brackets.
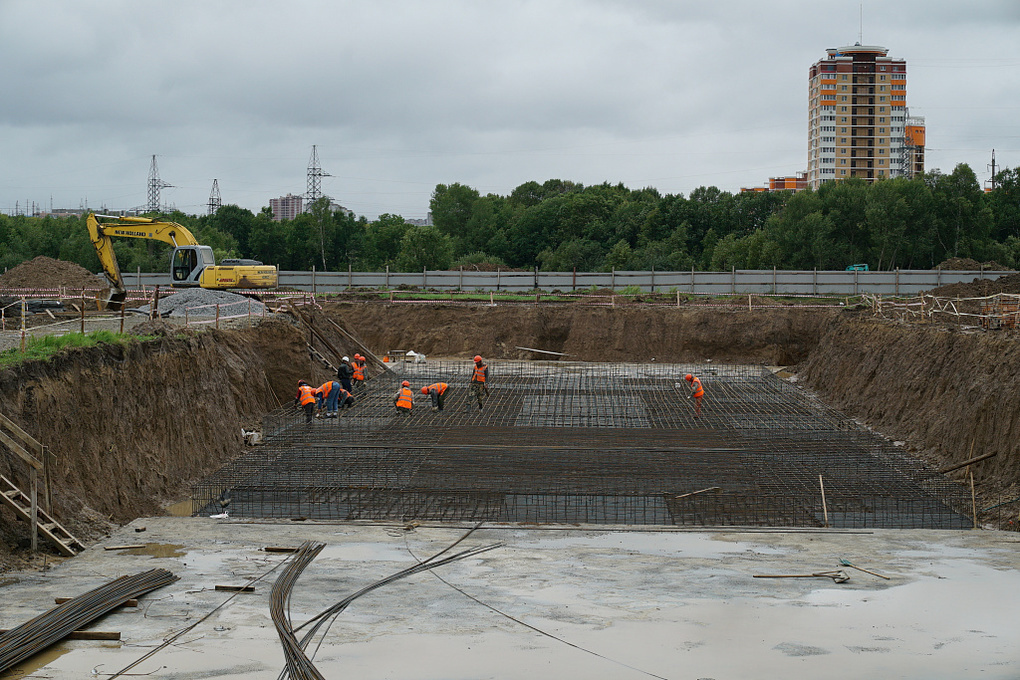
[0, 474, 84, 557]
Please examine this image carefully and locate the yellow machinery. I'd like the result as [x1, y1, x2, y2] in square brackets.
[86, 213, 277, 309]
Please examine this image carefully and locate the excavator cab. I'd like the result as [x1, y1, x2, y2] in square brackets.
[171, 245, 215, 286]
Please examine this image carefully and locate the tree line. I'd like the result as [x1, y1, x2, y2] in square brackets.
[3, 162, 1019, 277]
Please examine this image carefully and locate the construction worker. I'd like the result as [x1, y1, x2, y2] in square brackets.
[393, 380, 413, 414]
[294, 380, 317, 424]
[352, 354, 366, 392]
[421, 382, 449, 411]
[335, 385, 355, 411]
[684, 373, 705, 417]
[337, 356, 354, 393]
[315, 380, 341, 418]
[470, 355, 489, 411]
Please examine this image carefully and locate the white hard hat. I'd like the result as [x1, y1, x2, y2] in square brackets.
[342, 356, 349, 362]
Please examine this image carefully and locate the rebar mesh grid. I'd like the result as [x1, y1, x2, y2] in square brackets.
[194, 361, 971, 528]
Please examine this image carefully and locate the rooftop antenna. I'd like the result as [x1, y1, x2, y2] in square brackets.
[208, 179, 222, 215]
[146, 155, 173, 213]
[859, 3, 863, 44]
[987, 149, 998, 190]
[306, 145, 331, 204]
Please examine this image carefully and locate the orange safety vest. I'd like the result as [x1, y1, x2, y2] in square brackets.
[336, 387, 351, 400]
[353, 361, 365, 381]
[316, 382, 333, 398]
[297, 385, 317, 406]
[427, 382, 449, 395]
[690, 377, 704, 399]
[396, 386, 413, 410]
[472, 363, 487, 383]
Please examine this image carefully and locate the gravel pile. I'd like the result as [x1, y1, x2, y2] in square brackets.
[136, 288, 267, 317]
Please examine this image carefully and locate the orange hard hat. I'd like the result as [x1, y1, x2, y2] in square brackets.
[473, 355, 482, 362]
[421, 386, 429, 394]
[298, 379, 307, 386]
[355, 353, 362, 359]
[684, 374, 693, 382]
[402, 380, 410, 387]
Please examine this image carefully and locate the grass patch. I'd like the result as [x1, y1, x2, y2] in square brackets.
[0, 330, 156, 369]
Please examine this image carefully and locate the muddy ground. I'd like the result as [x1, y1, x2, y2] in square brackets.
[2, 293, 1019, 570]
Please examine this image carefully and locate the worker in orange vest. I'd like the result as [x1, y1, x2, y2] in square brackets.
[470, 355, 489, 411]
[352, 354, 366, 391]
[421, 382, 449, 411]
[684, 373, 705, 417]
[294, 379, 317, 423]
[315, 380, 341, 418]
[393, 380, 413, 414]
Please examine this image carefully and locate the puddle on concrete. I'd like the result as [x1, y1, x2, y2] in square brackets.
[123, 542, 187, 558]
[166, 499, 194, 517]
[0, 643, 73, 679]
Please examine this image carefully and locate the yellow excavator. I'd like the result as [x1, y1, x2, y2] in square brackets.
[86, 213, 278, 309]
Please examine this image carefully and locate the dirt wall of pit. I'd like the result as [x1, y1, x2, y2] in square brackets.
[327, 303, 836, 365]
[0, 321, 309, 539]
[799, 315, 1020, 491]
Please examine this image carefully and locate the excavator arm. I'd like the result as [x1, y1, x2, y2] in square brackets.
[86, 213, 203, 309]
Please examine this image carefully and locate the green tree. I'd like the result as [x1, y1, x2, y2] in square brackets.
[396, 225, 454, 271]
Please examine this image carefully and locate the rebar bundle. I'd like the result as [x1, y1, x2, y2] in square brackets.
[193, 362, 971, 529]
[0, 568, 179, 673]
[271, 530, 500, 680]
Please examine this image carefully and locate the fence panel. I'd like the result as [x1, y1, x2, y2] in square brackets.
[114, 269, 1011, 296]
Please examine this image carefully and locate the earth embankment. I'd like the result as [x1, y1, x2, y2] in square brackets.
[799, 315, 1020, 492]
[328, 303, 836, 364]
[0, 320, 307, 557]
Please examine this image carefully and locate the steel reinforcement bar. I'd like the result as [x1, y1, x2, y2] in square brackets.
[193, 362, 971, 529]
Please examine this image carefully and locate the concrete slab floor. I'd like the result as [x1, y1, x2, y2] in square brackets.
[1, 518, 1018, 680]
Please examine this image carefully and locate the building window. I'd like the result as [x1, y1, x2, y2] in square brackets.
[840, 138, 847, 143]
[841, 169, 847, 175]
[879, 128, 886, 133]
[840, 159, 847, 165]
[840, 127, 847, 133]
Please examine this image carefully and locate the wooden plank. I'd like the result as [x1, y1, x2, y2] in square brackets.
[0, 429, 43, 470]
[104, 544, 146, 551]
[0, 412, 44, 455]
[263, 546, 300, 553]
[938, 450, 998, 474]
[214, 585, 255, 592]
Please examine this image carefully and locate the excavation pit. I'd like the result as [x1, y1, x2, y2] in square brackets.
[192, 362, 970, 529]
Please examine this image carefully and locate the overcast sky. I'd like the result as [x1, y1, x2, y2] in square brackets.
[2, 0, 1019, 221]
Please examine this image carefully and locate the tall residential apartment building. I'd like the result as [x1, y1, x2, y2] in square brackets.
[808, 44, 925, 189]
[270, 193, 304, 221]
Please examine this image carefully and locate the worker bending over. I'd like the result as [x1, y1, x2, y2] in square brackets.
[421, 382, 449, 411]
[684, 373, 705, 417]
[315, 380, 339, 418]
[335, 385, 355, 411]
[393, 380, 414, 414]
[470, 355, 489, 411]
[295, 380, 317, 424]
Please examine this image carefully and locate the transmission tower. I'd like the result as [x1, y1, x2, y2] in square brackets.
[146, 155, 173, 213]
[208, 179, 222, 215]
[306, 145, 331, 204]
[987, 149, 998, 191]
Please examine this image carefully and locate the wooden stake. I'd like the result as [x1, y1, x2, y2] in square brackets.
[970, 467, 978, 529]
[819, 474, 829, 528]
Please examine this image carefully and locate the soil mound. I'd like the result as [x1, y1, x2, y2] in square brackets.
[935, 257, 1010, 271]
[0, 256, 103, 290]
[928, 272, 1020, 302]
